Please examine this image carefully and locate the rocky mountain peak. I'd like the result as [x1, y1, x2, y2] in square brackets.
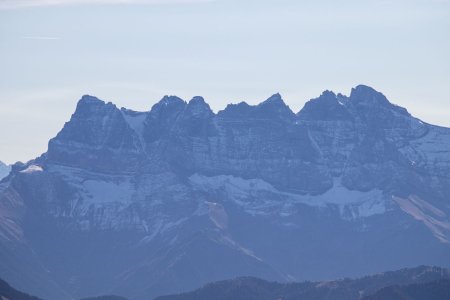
[258, 93, 288, 108]
[218, 102, 252, 119]
[320, 90, 337, 99]
[79, 94, 104, 104]
[158, 95, 185, 106]
[149, 95, 186, 117]
[186, 96, 213, 118]
[297, 90, 351, 121]
[218, 94, 294, 120]
[257, 93, 295, 119]
[46, 95, 140, 172]
[260, 92, 283, 104]
[75, 94, 112, 112]
[350, 85, 389, 104]
[349, 85, 410, 116]
[189, 96, 206, 104]
[67, 95, 122, 135]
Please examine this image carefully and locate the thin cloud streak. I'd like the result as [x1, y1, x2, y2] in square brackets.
[21, 36, 60, 40]
[0, 0, 214, 10]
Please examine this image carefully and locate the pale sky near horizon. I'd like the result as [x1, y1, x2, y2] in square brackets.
[0, 0, 449, 164]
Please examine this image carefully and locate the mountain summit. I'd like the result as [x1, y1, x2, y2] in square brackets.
[1, 85, 450, 300]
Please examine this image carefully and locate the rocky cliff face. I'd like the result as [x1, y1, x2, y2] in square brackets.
[1, 85, 450, 300]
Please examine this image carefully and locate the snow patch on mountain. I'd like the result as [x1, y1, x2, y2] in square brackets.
[19, 165, 43, 174]
[206, 201, 228, 230]
[189, 174, 387, 220]
[48, 164, 134, 205]
[42, 165, 202, 233]
[404, 126, 450, 175]
[121, 109, 147, 149]
[83, 179, 134, 205]
[122, 111, 146, 133]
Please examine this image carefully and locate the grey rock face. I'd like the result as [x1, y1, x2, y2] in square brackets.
[1, 85, 450, 300]
[46, 95, 144, 173]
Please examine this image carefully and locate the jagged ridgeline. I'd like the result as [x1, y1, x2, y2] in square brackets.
[1, 85, 450, 300]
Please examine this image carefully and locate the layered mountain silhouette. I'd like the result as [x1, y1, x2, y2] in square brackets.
[364, 279, 450, 300]
[156, 266, 450, 300]
[0, 277, 126, 300]
[0, 277, 42, 300]
[2, 266, 449, 300]
[1, 85, 450, 299]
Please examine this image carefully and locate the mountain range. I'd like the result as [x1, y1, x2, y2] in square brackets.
[1, 85, 450, 299]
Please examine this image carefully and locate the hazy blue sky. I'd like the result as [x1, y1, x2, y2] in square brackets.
[0, 0, 449, 164]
